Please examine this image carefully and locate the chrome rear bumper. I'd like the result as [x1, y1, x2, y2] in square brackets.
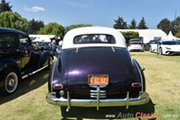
[46, 91, 149, 111]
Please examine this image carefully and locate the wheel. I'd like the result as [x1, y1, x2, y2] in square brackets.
[0, 69, 19, 96]
[158, 48, 163, 55]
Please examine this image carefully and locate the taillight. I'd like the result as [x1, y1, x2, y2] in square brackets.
[132, 83, 141, 87]
[53, 84, 63, 90]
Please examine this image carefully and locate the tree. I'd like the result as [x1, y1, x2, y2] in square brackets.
[0, 0, 12, 13]
[0, 11, 30, 33]
[175, 30, 180, 38]
[129, 18, 137, 29]
[171, 16, 180, 35]
[37, 22, 65, 39]
[137, 17, 148, 29]
[121, 31, 139, 39]
[157, 18, 172, 34]
[65, 24, 92, 33]
[29, 18, 44, 34]
[113, 16, 127, 29]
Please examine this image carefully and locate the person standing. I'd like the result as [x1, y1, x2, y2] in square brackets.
[50, 37, 58, 58]
[58, 40, 63, 47]
[125, 34, 130, 47]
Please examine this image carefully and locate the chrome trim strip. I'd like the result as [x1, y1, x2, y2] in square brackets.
[76, 48, 79, 53]
[90, 87, 107, 98]
[133, 59, 144, 92]
[22, 65, 48, 79]
[90, 93, 106, 95]
[90, 95, 106, 98]
[126, 92, 129, 109]
[90, 85, 107, 88]
[90, 90, 106, 93]
[111, 47, 115, 52]
[90, 93, 106, 96]
[96, 86, 100, 111]
[66, 91, 70, 112]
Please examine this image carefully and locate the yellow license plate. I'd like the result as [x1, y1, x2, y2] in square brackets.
[88, 74, 109, 85]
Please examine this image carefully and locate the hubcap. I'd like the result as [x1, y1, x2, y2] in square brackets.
[5, 72, 18, 93]
[8, 78, 15, 87]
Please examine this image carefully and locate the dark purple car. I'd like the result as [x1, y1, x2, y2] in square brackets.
[46, 27, 149, 114]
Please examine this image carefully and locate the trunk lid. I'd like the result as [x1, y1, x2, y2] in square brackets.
[65, 47, 141, 98]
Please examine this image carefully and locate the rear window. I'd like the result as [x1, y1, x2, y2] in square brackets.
[129, 39, 142, 43]
[73, 34, 116, 44]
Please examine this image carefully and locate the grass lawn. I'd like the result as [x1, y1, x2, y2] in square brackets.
[0, 51, 180, 120]
[130, 52, 180, 120]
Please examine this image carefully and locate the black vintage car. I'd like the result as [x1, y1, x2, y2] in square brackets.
[0, 27, 53, 96]
[46, 26, 149, 115]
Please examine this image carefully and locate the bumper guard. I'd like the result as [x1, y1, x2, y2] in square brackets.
[46, 91, 149, 111]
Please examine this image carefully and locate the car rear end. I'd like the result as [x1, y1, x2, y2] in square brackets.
[128, 39, 144, 52]
[47, 47, 149, 110]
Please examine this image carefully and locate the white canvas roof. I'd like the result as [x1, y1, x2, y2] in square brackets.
[62, 26, 127, 49]
[164, 31, 180, 40]
[118, 29, 167, 43]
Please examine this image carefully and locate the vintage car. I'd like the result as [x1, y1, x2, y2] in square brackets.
[46, 26, 149, 113]
[0, 27, 53, 96]
[150, 40, 180, 55]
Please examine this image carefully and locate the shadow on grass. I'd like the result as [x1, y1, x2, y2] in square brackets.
[0, 69, 49, 105]
[60, 99, 156, 120]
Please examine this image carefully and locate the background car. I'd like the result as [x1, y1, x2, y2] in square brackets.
[0, 27, 53, 96]
[128, 39, 144, 52]
[153, 40, 180, 55]
[46, 26, 149, 117]
[34, 42, 51, 51]
[148, 39, 160, 52]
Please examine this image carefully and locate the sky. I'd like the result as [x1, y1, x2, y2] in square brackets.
[8, 0, 180, 29]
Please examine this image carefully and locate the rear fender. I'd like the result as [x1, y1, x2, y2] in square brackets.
[38, 51, 51, 68]
[48, 58, 65, 92]
[132, 58, 146, 91]
[48, 59, 57, 92]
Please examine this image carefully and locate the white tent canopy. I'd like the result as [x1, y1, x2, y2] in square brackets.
[164, 31, 180, 40]
[118, 29, 167, 43]
[29, 34, 60, 42]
